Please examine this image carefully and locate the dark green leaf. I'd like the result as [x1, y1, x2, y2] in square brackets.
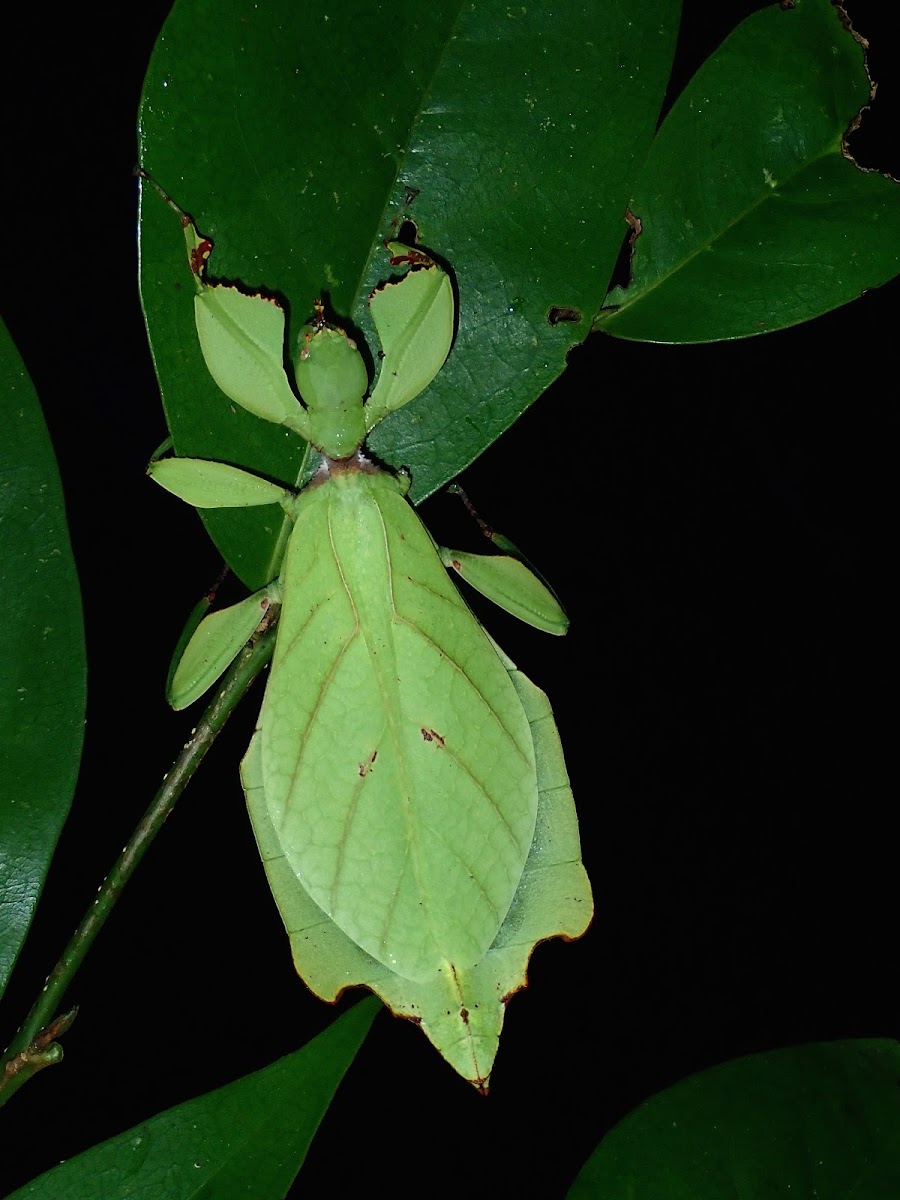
[9, 998, 378, 1199]
[0, 320, 86, 999]
[568, 1039, 900, 1199]
[138, 0, 681, 588]
[599, 0, 900, 343]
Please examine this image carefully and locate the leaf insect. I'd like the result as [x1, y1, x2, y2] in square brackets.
[148, 214, 593, 1090]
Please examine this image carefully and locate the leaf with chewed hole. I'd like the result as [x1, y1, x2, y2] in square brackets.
[598, 0, 900, 343]
[139, 0, 681, 586]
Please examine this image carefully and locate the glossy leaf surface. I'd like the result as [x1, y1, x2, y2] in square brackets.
[8, 999, 377, 1199]
[0, 320, 86, 998]
[599, 0, 900, 342]
[138, 0, 680, 587]
[568, 1039, 900, 1199]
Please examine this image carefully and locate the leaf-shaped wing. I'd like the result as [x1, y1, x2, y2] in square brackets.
[260, 468, 538, 982]
[243, 648, 591, 1090]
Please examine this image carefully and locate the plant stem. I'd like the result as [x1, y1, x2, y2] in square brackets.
[0, 621, 278, 1106]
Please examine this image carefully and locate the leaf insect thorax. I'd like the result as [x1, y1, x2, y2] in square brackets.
[292, 298, 368, 460]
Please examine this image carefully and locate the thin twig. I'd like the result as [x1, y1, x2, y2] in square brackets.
[0, 620, 278, 1106]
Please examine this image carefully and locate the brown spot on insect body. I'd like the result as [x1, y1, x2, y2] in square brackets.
[387, 245, 432, 269]
[300, 299, 331, 349]
[190, 238, 214, 278]
[298, 299, 357, 361]
[358, 750, 378, 778]
[135, 169, 211, 277]
[460, 1007, 469, 1025]
[420, 728, 446, 747]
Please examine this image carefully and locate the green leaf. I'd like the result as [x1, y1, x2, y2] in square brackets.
[8, 999, 378, 1199]
[568, 1039, 900, 1199]
[599, 0, 900, 343]
[138, 0, 681, 587]
[0, 320, 86, 1000]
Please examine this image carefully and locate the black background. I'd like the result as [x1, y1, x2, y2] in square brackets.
[2, 2, 898, 1196]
